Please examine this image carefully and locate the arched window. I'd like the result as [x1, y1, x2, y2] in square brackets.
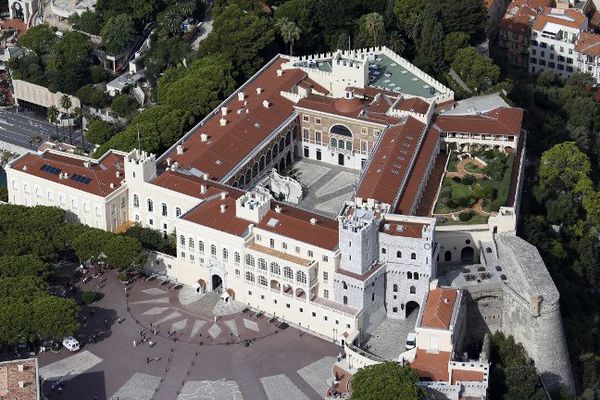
[258, 275, 267, 286]
[330, 124, 352, 137]
[372, 292, 375, 302]
[396, 251, 402, 258]
[414, 272, 419, 280]
[284, 266, 293, 279]
[330, 137, 337, 148]
[198, 241, 205, 254]
[133, 194, 139, 208]
[270, 262, 280, 275]
[258, 258, 267, 270]
[343, 296, 348, 305]
[245, 271, 255, 282]
[176, 207, 182, 217]
[411, 253, 416, 260]
[245, 254, 255, 266]
[407, 272, 413, 279]
[147, 199, 154, 212]
[210, 245, 217, 256]
[234, 252, 240, 264]
[222, 248, 229, 261]
[188, 238, 194, 248]
[179, 235, 185, 245]
[410, 286, 416, 294]
[342, 281, 348, 290]
[161, 202, 168, 216]
[393, 284, 398, 292]
[296, 271, 307, 284]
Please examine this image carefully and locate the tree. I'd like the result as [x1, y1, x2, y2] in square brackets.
[46, 31, 94, 93]
[76, 85, 110, 108]
[538, 142, 591, 194]
[178, 0, 196, 17]
[275, 18, 301, 55]
[111, 94, 138, 118]
[361, 12, 384, 47]
[351, 362, 425, 400]
[161, 9, 183, 37]
[73, 107, 83, 128]
[103, 235, 143, 270]
[86, 119, 117, 145]
[452, 47, 500, 93]
[0, 255, 52, 279]
[60, 95, 72, 115]
[47, 106, 60, 139]
[275, 0, 320, 54]
[72, 228, 112, 261]
[443, 31, 470, 64]
[17, 24, 57, 56]
[69, 10, 103, 35]
[198, 4, 275, 80]
[101, 14, 135, 55]
[30, 296, 79, 340]
[411, 6, 445, 73]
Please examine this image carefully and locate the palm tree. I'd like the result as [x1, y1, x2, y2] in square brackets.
[363, 12, 384, 47]
[162, 10, 182, 37]
[178, 0, 196, 18]
[276, 18, 301, 56]
[60, 95, 74, 144]
[47, 106, 60, 141]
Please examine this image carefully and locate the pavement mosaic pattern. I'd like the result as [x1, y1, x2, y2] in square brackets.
[297, 357, 336, 397]
[177, 380, 244, 400]
[39, 350, 103, 381]
[108, 373, 161, 400]
[242, 318, 259, 333]
[261, 375, 311, 400]
[293, 158, 358, 217]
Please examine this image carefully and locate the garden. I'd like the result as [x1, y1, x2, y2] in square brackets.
[434, 149, 515, 224]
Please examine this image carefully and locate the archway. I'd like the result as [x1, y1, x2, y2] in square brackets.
[444, 250, 452, 262]
[406, 301, 420, 319]
[461, 246, 475, 263]
[211, 274, 223, 291]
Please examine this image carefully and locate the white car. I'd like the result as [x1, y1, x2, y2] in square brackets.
[405, 332, 416, 350]
[62, 337, 80, 352]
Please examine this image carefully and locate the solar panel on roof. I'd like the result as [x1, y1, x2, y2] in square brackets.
[40, 164, 61, 175]
[70, 174, 91, 185]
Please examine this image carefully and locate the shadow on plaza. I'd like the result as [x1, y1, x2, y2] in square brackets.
[75, 304, 120, 347]
[43, 370, 107, 400]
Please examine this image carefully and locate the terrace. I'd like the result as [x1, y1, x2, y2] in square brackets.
[368, 54, 440, 98]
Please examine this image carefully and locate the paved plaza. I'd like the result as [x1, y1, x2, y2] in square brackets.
[37, 271, 340, 400]
[362, 310, 419, 360]
[293, 158, 359, 217]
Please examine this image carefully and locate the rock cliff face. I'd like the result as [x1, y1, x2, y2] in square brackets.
[496, 234, 575, 393]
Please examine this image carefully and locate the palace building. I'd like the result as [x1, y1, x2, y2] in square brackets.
[6, 47, 575, 398]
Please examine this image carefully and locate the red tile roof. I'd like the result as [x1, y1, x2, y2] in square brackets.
[151, 170, 245, 200]
[256, 203, 339, 250]
[434, 107, 523, 136]
[0, 358, 38, 400]
[396, 125, 440, 214]
[380, 221, 427, 238]
[10, 150, 125, 197]
[160, 56, 307, 180]
[575, 31, 600, 57]
[410, 350, 451, 382]
[421, 288, 459, 330]
[451, 369, 485, 384]
[396, 97, 430, 115]
[356, 117, 426, 206]
[182, 197, 251, 237]
[500, 0, 551, 33]
[532, 8, 587, 31]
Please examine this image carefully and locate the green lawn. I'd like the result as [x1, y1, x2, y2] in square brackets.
[464, 161, 483, 174]
[438, 214, 489, 225]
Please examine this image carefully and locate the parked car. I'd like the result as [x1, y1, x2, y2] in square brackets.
[62, 337, 80, 352]
[405, 332, 416, 350]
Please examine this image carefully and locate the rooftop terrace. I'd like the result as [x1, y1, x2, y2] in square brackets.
[368, 54, 440, 98]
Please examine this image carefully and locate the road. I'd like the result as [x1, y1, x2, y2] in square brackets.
[0, 108, 87, 151]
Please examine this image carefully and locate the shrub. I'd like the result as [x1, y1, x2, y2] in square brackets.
[81, 291, 103, 304]
[459, 210, 475, 221]
[452, 176, 462, 183]
[462, 174, 476, 186]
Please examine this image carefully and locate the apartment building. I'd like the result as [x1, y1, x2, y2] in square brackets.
[575, 31, 600, 80]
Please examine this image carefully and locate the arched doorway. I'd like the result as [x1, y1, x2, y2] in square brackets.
[211, 274, 222, 291]
[406, 301, 420, 319]
[461, 246, 475, 263]
[444, 250, 452, 262]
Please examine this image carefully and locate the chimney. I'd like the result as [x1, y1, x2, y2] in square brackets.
[22, 165, 27, 171]
[219, 118, 227, 126]
[256, 87, 263, 95]
[18, 381, 25, 389]
[310, 217, 317, 225]
[203, 173, 209, 181]
[220, 204, 227, 213]
[200, 184, 207, 194]
[277, 69, 283, 77]
[200, 133, 208, 142]
[221, 106, 228, 116]
[115, 171, 121, 178]
[263, 100, 271, 108]
[109, 182, 115, 189]
[220, 192, 227, 200]
[238, 92, 245, 101]
[17, 364, 24, 372]
[83, 160, 91, 168]
[176, 144, 184, 155]
[166, 157, 172, 166]
[275, 205, 282, 213]
[443, 298, 449, 304]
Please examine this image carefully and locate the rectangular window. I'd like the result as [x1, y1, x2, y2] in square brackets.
[303, 115, 309, 122]
[361, 126, 368, 135]
[282, 242, 288, 250]
[315, 117, 321, 125]
[162, 203, 168, 216]
[302, 128, 309, 141]
[323, 271, 328, 281]
[360, 140, 368, 154]
[324, 289, 329, 299]
[322, 255, 328, 262]
[308, 250, 313, 257]
[315, 131, 322, 145]
[269, 238, 275, 248]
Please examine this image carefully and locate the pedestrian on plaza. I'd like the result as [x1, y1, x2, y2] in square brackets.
[146, 357, 150, 364]
[103, 319, 108, 327]
[133, 340, 137, 347]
